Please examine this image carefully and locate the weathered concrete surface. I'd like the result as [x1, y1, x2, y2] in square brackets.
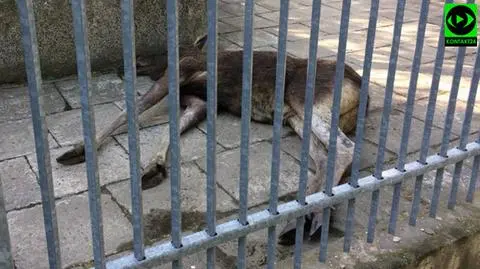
[0, 157, 41, 211]
[27, 144, 130, 198]
[0, 118, 59, 160]
[0, 83, 67, 123]
[196, 141, 314, 208]
[107, 163, 238, 250]
[46, 103, 123, 146]
[7, 193, 132, 269]
[0, 0, 206, 84]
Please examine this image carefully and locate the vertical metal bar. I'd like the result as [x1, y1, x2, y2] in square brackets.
[459, 46, 480, 151]
[465, 50, 480, 204]
[71, 1, 106, 268]
[16, 0, 62, 268]
[206, 0, 218, 268]
[237, 0, 254, 268]
[367, 0, 406, 243]
[319, 0, 352, 262]
[267, 0, 290, 268]
[166, 0, 183, 268]
[430, 46, 467, 215]
[388, 0, 430, 235]
[120, 0, 145, 261]
[0, 176, 14, 269]
[409, 0, 452, 226]
[447, 42, 479, 210]
[293, 0, 322, 268]
[344, 0, 379, 253]
[466, 154, 480, 203]
[430, 1, 472, 212]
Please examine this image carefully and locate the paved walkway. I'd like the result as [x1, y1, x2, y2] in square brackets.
[1, 0, 479, 268]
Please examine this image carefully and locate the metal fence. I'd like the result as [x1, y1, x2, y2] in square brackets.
[1, 0, 480, 268]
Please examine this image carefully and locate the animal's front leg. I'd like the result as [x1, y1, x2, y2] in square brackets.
[56, 76, 171, 165]
[141, 95, 207, 190]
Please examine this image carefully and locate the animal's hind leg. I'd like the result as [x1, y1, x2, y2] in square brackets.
[278, 113, 329, 245]
[278, 99, 355, 245]
[141, 95, 207, 189]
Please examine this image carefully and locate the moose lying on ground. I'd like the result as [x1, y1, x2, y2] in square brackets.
[55, 33, 369, 245]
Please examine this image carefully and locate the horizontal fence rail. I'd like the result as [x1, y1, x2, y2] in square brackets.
[1, 0, 479, 268]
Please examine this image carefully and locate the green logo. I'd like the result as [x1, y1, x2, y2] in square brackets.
[444, 3, 478, 47]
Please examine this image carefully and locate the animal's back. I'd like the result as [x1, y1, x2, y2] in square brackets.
[214, 50, 363, 130]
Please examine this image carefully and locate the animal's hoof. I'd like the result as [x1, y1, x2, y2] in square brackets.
[278, 215, 312, 246]
[56, 146, 85, 165]
[141, 162, 167, 190]
[277, 213, 323, 246]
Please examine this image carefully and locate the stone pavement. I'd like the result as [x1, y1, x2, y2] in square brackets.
[1, 0, 479, 268]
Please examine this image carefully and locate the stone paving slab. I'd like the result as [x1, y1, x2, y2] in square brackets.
[107, 162, 237, 216]
[197, 113, 294, 149]
[398, 93, 480, 137]
[27, 143, 130, 198]
[107, 163, 238, 248]
[220, 14, 280, 31]
[218, 1, 272, 18]
[55, 73, 125, 109]
[364, 109, 449, 156]
[446, 52, 480, 103]
[311, 2, 402, 34]
[368, 50, 476, 101]
[372, 22, 458, 64]
[220, 28, 282, 49]
[0, 157, 41, 211]
[0, 118, 59, 160]
[218, 20, 243, 34]
[257, 5, 341, 26]
[7, 193, 132, 269]
[279, 28, 392, 59]
[46, 103, 123, 147]
[114, 123, 225, 167]
[256, 0, 307, 11]
[196, 141, 313, 208]
[263, 23, 314, 42]
[0, 83, 67, 123]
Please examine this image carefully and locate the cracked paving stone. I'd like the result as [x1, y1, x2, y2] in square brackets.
[196, 141, 313, 208]
[114, 123, 224, 167]
[0, 83, 66, 123]
[0, 118, 58, 160]
[107, 162, 237, 218]
[8, 193, 132, 269]
[27, 143, 130, 198]
[197, 113, 294, 149]
[0, 157, 41, 211]
[364, 109, 449, 155]
[55, 73, 125, 109]
[46, 103, 123, 146]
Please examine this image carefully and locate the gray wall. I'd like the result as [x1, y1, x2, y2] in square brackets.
[0, 0, 206, 84]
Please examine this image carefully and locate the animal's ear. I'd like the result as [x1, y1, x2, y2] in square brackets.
[193, 33, 208, 51]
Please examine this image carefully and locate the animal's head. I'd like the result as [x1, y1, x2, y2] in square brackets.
[117, 33, 208, 81]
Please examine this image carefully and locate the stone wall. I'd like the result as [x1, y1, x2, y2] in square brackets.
[0, 0, 206, 84]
